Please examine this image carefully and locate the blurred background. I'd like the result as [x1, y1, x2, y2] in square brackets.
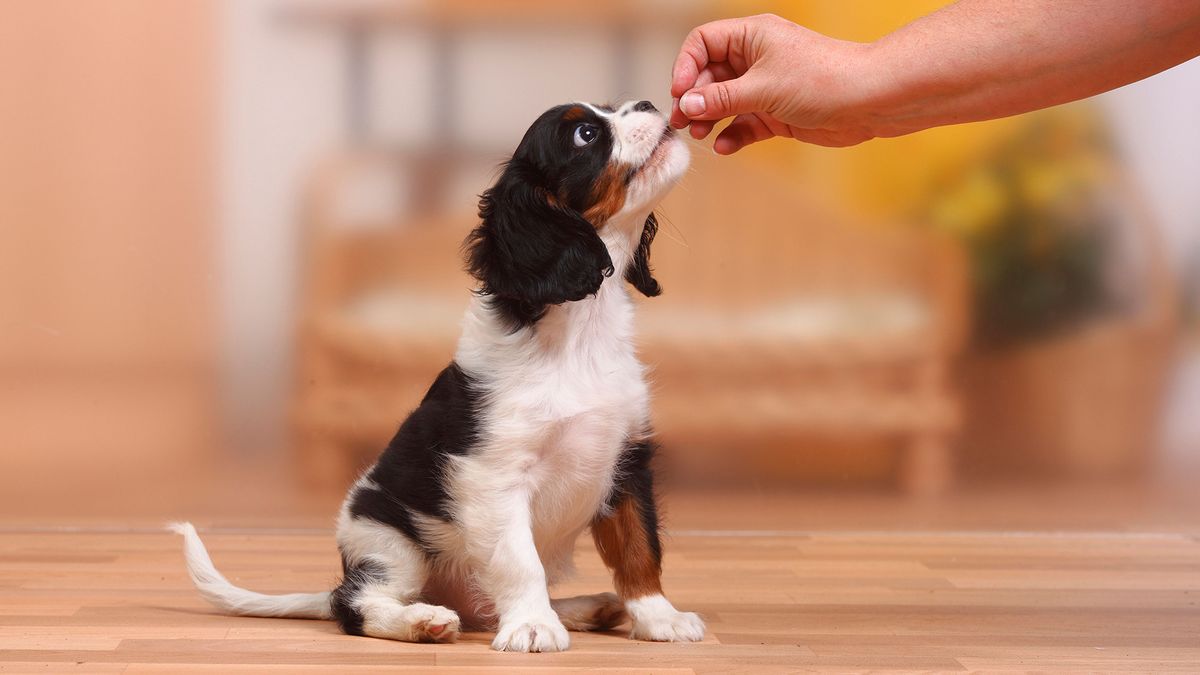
[2, 0, 1198, 530]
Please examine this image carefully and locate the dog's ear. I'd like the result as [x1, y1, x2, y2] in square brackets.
[465, 163, 614, 324]
[625, 212, 662, 298]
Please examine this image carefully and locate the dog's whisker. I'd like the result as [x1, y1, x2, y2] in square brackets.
[654, 211, 690, 249]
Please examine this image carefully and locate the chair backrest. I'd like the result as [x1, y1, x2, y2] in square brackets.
[650, 152, 968, 355]
[298, 149, 970, 356]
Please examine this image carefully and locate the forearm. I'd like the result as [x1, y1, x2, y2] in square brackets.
[861, 0, 1200, 137]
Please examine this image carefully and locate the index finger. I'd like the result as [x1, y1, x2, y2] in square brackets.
[670, 18, 748, 98]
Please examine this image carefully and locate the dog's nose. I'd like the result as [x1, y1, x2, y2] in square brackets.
[633, 100, 657, 113]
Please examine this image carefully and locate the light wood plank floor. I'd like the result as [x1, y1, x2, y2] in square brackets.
[2, 524, 1198, 673]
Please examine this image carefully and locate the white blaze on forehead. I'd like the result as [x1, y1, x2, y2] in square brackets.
[577, 101, 668, 168]
[579, 102, 615, 118]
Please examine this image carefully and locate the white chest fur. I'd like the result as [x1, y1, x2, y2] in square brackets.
[449, 265, 650, 572]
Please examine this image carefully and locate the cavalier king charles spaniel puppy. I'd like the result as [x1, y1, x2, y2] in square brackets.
[172, 99, 701, 653]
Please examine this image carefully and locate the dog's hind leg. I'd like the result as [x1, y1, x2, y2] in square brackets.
[551, 592, 627, 631]
[591, 440, 705, 643]
[331, 517, 460, 643]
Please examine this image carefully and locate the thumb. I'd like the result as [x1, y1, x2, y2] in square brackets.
[678, 74, 767, 121]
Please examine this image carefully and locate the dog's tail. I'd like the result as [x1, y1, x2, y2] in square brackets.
[168, 522, 333, 620]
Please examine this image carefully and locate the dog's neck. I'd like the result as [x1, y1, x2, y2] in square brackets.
[456, 207, 651, 372]
[596, 206, 652, 283]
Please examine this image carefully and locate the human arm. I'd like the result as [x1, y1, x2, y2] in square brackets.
[670, 2, 1200, 152]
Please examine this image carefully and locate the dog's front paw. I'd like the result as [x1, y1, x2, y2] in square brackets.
[627, 594, 705, 642]
[492, 614, 570, 652]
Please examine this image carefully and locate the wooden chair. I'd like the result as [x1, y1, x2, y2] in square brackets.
[291, 151, 474, 488]
[642, 152, 968, 494]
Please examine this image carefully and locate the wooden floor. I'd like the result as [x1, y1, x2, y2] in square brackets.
[2, 522, 1199, 673]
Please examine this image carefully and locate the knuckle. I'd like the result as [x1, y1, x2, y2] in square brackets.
[713, 83, 733, 113]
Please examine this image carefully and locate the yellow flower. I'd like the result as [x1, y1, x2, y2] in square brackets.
[1016, 163, 1075, 211]
[930, 169, 1008, 238]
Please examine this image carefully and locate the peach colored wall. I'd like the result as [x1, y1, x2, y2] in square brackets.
[0, 1, 216, 374]
[0, 2, 220, 517]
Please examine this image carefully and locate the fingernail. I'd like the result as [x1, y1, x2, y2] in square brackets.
[680, 92, 705, 117]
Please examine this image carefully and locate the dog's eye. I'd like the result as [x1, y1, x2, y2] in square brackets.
[573, 124, 599, 148]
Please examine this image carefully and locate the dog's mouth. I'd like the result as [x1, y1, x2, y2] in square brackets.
[629, 127, 675, 179]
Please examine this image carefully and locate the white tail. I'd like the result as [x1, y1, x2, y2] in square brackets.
[168, 522, 333, 620]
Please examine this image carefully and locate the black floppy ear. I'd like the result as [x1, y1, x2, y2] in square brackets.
[625, 212, 662, 297]
[465, 164, 614, 325]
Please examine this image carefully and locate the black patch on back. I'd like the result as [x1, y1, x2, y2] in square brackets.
[345, 363, 483, 556]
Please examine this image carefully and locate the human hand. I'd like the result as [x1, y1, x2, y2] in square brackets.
[670, 14, 883, 152]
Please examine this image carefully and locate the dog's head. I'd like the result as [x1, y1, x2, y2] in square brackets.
[466, 100, 689, 327]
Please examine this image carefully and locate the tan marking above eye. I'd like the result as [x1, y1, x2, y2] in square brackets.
[562, 106, 587, 121]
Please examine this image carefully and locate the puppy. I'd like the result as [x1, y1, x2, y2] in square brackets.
[173, 100, 701, 653]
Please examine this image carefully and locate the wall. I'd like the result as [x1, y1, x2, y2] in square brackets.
[1099, 58, 1200, 470]
[0, 0, 219, 515]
